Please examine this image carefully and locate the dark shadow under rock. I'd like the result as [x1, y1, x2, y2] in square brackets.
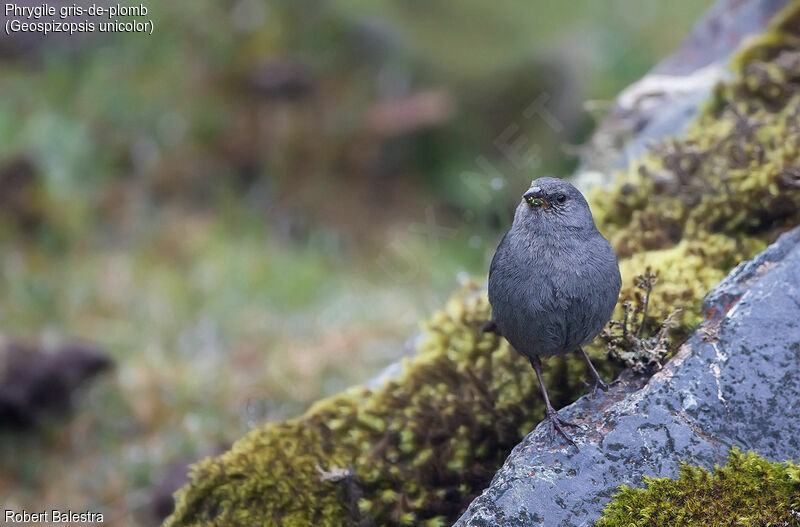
[454, 226, 800, 527]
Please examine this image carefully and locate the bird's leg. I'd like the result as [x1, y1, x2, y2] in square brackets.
[529, 355, 578, 449]
[580, 345, 609, 398]
[480, 320, 501, 335]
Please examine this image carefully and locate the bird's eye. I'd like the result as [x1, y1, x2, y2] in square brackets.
[556, 194, 567, 203]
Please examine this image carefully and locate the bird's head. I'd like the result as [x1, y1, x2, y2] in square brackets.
[513, 177, 596, 233]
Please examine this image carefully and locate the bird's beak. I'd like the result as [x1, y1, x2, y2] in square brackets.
[524, 186, 546, 207]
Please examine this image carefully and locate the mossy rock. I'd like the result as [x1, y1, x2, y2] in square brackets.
[166, 3, 800, 526]
[166, 285, 609, 526]
[590, 8, 800, 330]
[597, 449, 800, 526]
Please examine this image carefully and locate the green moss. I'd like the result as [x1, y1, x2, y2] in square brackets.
[166, 285, 607, 526]
[597, 449, 800, 526]
[587, 3, 800, 331]
[166, 3, 800, 526]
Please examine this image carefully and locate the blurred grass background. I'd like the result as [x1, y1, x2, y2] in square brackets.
[0, 0, 711, 524]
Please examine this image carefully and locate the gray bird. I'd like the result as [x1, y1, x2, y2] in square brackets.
[485, 177, 621, 447]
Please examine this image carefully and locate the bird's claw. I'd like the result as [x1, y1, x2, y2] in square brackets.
[583, 376, 613, 399]
[545, 408, 580, 450]
[590, 378, 610, 399]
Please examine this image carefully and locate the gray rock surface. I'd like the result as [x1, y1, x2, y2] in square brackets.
[454, 226, 800, 527]
[652, 0, 790, 76]
[575, 0, 790, 192]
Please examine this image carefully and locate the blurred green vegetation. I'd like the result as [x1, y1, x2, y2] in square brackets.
[0, 0, 711, 524]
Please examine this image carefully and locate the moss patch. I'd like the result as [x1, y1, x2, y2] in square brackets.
[597, 449, 800, 526]
[166, 285, 607, 526]
[587, 26, 800, 329]
[166, 4, 800, 526]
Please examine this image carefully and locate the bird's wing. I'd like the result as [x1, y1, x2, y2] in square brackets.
[487, 231, 515, 319]
[488, 231, 511, 279]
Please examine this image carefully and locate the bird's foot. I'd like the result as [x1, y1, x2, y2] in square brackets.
[544, 407, 580, 450]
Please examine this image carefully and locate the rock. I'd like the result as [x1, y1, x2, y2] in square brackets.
[454, 226, 800, 527]
[653, 0, 791, 76]
[0, 341, 113, 428]
[167, 1, 800, 523]
[575, 0, 791, 192]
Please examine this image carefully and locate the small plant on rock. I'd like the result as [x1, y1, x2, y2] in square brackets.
[601, 269, 682, 375]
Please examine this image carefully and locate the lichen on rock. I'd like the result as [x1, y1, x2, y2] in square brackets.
[166, 4, 800, 526]
[597, 448, 800, 527]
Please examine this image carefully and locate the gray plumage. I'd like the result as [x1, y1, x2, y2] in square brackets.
[486, 177, 621, 447]
[488, 177, 621, 359]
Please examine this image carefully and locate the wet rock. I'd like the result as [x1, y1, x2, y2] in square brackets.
[454, 226, 800, 527]
[0, 341, 113, 428]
